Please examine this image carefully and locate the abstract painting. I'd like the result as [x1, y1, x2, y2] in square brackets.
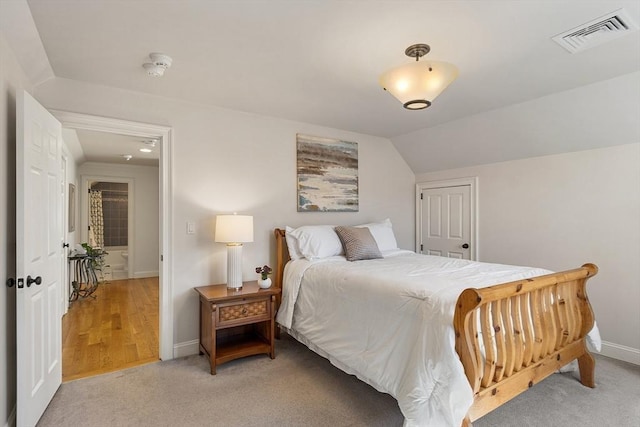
[297, 134, 358, 212]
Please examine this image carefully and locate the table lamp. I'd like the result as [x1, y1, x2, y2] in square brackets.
[215, 214, 253, 289]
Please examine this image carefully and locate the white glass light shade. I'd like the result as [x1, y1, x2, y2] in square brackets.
[215, 215, 254, 243]
[379, 60, 458, 109]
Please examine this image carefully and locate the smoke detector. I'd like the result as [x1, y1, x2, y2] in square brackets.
[552, 9, 639, 53]
[143, 53, 173, 77]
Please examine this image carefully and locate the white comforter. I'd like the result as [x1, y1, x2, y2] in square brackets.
[276, 251, 600, 427]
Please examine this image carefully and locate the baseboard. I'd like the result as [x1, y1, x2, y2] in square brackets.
[173, 339, 200, 358]
[4, 404, 16, 427]
[170, 339, 639, 365]
[133, 271, 159, 279]
[600, 340, 640, 365]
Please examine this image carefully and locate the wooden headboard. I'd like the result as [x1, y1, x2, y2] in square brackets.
[274, 228, 290, 299]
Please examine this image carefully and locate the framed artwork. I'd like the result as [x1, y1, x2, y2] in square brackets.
[297, 134, 358, 212]
[68, 183, 76, 232]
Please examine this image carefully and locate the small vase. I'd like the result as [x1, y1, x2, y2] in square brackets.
[257, 277, 272, 289]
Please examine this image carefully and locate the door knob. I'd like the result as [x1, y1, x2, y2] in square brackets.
[26, 275, 42, 287]
[462, 243, 470, 249]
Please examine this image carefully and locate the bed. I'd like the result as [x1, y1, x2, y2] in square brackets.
[272, 222, 598, 426]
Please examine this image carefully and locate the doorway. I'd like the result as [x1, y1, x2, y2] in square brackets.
[62, 142, 161, 380]
[83, 178, 134, 281]
[52, 110, 173, 363]
[416, 177, 478, 260]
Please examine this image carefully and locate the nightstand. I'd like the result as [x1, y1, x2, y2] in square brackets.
[194, 281, 281, 374]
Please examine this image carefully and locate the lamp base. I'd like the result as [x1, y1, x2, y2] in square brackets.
[226, 244, 244, 289]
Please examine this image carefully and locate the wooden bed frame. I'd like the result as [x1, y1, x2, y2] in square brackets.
[273, 228, 598, 426]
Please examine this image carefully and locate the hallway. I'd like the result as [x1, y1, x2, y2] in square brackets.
[62, 277, 159, 382]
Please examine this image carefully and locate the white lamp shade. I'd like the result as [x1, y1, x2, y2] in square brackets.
[215, 215, 254, 243]
[379, 60, 458, 109]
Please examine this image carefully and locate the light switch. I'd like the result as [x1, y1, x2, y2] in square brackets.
[187, 221, 195, 234]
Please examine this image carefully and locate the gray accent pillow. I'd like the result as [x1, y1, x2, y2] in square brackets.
[334, 226, 383, 262]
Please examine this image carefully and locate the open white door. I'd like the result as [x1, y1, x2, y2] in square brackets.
[16, 91, 63, 426]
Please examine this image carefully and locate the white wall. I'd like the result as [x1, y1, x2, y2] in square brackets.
[0, 32, 34, 427]
[416, 144, 640, 363]
[36, 77, 416, 352]
[78, 162, 160, 278]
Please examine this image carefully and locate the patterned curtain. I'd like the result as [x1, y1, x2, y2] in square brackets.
[89, 190, 104, 248]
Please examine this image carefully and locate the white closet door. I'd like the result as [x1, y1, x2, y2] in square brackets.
[420, 185, 471, 259]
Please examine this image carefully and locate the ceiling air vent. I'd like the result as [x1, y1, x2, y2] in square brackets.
[552, 8, 639, 53]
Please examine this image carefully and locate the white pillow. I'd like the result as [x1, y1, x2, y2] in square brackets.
[356, 218, 399, 251]
[287, 225, 344, 260]
[285, 226, 303, 260]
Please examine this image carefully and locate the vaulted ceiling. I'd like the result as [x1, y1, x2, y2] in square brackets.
[3, 0, 640, 171]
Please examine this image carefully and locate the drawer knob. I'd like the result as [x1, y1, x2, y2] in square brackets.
[242, 308, 248, 315]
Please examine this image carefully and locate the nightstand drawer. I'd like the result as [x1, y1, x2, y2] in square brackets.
[217, 298, 270, 327]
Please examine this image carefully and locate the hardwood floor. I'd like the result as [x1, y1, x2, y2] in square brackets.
[62, 276, 159, 382]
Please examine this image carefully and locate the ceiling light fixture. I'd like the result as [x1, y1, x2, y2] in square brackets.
[139, 148, 152, 153]
[122, 154, 133, 161]
[143, 53, 173, 77]
[379, 44, 458, 110]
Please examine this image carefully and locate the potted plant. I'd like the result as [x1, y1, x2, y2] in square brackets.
[81, 243, 108, 273]
[255, 265, 272, 289]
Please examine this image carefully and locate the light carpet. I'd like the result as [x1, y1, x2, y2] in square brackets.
[38, 333, 640, 426]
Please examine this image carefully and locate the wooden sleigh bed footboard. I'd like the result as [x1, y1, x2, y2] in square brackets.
[454, 263, 598, 426]
[273, 228, 598, 426]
